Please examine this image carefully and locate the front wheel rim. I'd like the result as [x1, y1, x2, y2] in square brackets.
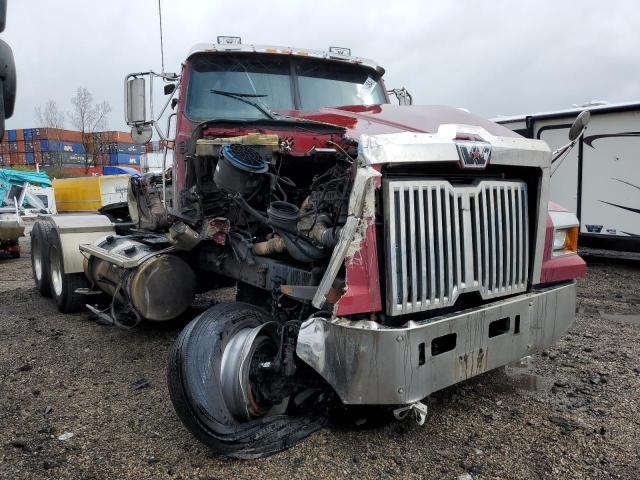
[49, 247, 64, 297]
[220, 322, 279, 421]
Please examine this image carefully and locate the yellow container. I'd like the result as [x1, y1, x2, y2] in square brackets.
[53, 175, 130, 212]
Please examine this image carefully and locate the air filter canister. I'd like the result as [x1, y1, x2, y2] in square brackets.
[214, 144, 268, 195]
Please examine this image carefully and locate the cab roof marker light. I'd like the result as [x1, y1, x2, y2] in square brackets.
[217, 36, 241, 45]
[329, 46, 351, 56]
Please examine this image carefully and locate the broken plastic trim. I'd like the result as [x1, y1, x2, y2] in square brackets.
[311, 165, 381, 309]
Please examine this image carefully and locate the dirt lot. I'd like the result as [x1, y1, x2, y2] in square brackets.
[1, 233, 639, 480]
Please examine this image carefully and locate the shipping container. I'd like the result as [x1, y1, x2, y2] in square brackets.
[109, 153, 140, 165]
[26, 152, 35, 164]
[61, 152, 93, 165]
[40, 140, 86, 154]
[35, 128, 71, 142]
[9, 142, 17, 153]
[16, 129, 24, 141]
[7, 130, 16, 142]
[100, 131, 134, 143]
[94, 153, 110, 165]
[41, 151, 94, 166]
[10, 153, 26, 165]
[100, 142, 144, 155]
[59, 130, 83, 143]
[116, 143, 145, 155]
[58, 165, 103, 177]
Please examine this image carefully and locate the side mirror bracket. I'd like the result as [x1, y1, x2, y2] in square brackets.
[387, 87, 413, 106]
[551, 110, 591, 170]
[124, 71, 180, 144]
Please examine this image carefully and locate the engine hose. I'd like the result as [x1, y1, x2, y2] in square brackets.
[319, 226, 342, 248]
[233, 196, 301, 238]
[305, 220, 342, 249]
[279, 231, 327, 262]
[254, 236, 286, 256]
[232, 195, 269, 224]
[234, 196, 328, 261]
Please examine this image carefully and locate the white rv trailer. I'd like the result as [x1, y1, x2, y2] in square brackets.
[494, 101, 640, 252]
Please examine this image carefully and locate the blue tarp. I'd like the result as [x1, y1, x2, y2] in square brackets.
[103, 166, 141, 176]
[0, 168, 52, 207]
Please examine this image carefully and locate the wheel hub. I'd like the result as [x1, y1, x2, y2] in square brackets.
[32, 236, 42, 281]
[49, 247, 63, 297]
[220, 322, 279, 421]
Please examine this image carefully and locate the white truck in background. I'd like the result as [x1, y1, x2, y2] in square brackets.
[495, 101, 640, 252]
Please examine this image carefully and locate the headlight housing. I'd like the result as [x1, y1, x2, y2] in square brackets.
[549, 211, 580, 257]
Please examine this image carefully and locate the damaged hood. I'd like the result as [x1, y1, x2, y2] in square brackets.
[279, 104, 521, 140]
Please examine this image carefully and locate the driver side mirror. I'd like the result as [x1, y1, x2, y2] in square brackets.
[126, 77, 147, 125]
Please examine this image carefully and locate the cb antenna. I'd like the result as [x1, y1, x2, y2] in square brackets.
[158, 0, 165, 73]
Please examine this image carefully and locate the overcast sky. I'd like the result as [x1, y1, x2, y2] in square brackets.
[4, 0, 640, 131]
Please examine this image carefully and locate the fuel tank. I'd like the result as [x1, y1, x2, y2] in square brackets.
[85, 236, 196, 321]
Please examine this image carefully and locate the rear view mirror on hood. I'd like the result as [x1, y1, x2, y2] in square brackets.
[568, 110, 591, 141]
[387, 87, 413, 106]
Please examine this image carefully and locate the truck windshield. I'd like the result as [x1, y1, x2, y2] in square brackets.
[294, 58, 386, 110]
[185, 54, 386, 121]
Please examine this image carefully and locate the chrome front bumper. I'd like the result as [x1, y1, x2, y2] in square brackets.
[296, 282, 576, 405]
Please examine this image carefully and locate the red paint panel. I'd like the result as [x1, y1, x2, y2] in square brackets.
[335, 219, 382, 316]
[548, 201, 569, 212]
[541, 254, 586, 283]
[539, 215, 586, 284]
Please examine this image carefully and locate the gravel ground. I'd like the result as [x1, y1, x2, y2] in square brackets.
[1, 232, 639, 480]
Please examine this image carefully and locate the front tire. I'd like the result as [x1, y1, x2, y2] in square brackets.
[167, 302, 325, 458]
[48, 229, 89, 313]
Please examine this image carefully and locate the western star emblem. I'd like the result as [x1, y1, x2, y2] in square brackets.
[455, 141, 491, 169]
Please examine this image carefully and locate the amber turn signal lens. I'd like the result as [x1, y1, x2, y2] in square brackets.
[565, 226, 579, 253]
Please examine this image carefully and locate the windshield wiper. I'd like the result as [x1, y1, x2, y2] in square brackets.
[209, 89, 275, 120]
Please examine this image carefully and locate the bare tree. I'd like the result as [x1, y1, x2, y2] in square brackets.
[35, 100, 66, 168]
[35, 100, 65, 129]
[68, 87, 111, 173]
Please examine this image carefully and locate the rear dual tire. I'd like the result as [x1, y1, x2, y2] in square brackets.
[47, 228, 89, 313]
[31, 220, 88, 313]
[30, 220, 54, 296]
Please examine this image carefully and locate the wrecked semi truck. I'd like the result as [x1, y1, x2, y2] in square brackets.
[30, 40, 586, 457]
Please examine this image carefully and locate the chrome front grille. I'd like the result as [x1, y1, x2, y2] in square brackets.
[384, 179, 529, 316]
